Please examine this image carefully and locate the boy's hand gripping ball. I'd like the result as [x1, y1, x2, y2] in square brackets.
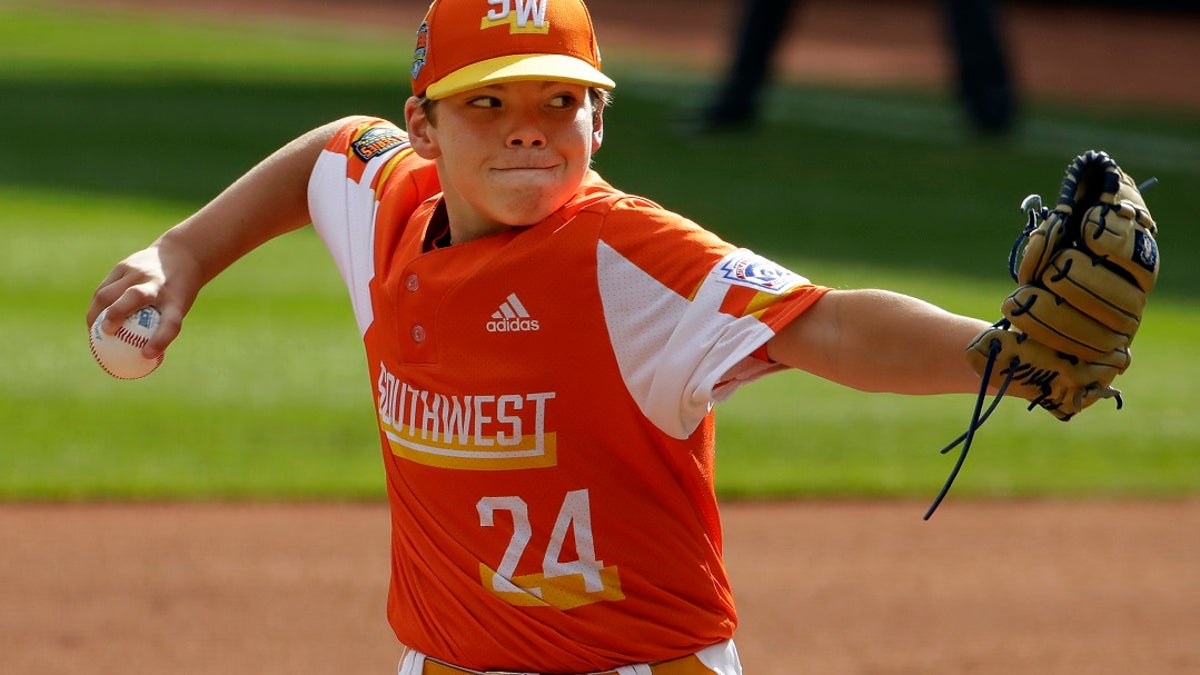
[89, 306, 164, 379]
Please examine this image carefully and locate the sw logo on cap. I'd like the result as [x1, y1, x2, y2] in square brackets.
[481, 0, 550, 35]
[410, 0, 613, 101]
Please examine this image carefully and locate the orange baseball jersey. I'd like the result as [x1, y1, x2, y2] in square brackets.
[308, 117, 831, 672]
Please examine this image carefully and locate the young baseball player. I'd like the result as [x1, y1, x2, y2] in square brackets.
[87, 0, 1149, 673]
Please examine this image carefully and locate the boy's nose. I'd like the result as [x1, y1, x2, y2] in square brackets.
[507, 132, 546, 148]
[506, 114, 547, 148]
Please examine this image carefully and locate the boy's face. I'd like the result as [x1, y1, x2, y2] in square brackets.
[407, 80, 604, 241]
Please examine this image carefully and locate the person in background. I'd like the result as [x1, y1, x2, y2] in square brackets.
[688, 0, 1017, 135]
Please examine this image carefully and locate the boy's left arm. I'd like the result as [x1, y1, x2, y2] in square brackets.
[765, 288, 990, 395]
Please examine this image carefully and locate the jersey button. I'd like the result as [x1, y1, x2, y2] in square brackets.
[411, 325, 426, 343]
[405, 274, 419, 292]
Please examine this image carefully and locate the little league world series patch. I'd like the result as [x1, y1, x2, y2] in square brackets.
[717, 252, 807, 295]
[352, 127, 407, 162]
[411, 21, 428, 81]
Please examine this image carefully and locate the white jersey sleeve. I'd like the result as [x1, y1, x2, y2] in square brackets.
[307, 119, 430, 336]
[596, 204, 828, 439]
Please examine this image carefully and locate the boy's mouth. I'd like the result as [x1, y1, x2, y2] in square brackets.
[495, 162, 559, 171]
[492, 165, 561, 180]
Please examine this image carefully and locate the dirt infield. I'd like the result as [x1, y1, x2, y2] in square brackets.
[11, 1, 1200, 674]
[4, 501, 1198, 674]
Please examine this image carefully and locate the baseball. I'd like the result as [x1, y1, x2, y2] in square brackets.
[89, 306, 164, 379]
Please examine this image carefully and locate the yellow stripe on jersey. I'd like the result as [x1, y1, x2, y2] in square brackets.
[479, 564, 625, 610]
[373, 147, 416, 196]
[384, 426, 558, 471]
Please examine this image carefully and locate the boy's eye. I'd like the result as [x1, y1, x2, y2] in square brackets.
[468, 96, 501, 108]
[549, 95, 577, 108]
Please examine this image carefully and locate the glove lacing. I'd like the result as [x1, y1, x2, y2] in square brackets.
[923, 325, 1012, 520]
[1007, 194, 1050, 283]
[924, 196, 1048, 521]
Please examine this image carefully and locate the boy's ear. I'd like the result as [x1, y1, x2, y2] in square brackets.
[405, 97, 441, 159]
[590, 95, 606, 154]
[592, 114, 604, 154]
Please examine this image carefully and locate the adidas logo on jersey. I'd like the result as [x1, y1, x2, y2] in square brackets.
[487, 293, 541, 333]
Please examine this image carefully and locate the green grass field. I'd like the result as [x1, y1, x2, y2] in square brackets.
[2, 1, 1197, 500]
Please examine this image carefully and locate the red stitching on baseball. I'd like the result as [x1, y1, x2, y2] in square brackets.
[116, 327, 149, 349]
[90, 318, 162, 379]
[90, 340, 121, 378]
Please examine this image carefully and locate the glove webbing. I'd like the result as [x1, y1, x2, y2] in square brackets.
[1008, 176, 1159, 284]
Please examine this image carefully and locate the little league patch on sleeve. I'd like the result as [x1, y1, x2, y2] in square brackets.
[717, 252, 807, 295]
[352, 127, 408, 162]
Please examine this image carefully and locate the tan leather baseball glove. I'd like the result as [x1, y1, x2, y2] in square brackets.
[980, 150, 1159, 420]
[926, 151, 1159, 519]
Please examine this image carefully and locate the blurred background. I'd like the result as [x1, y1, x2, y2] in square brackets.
[2, 2, 1197, 674]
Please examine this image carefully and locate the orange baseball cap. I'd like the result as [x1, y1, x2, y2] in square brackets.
[410, 0, 616, 100]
